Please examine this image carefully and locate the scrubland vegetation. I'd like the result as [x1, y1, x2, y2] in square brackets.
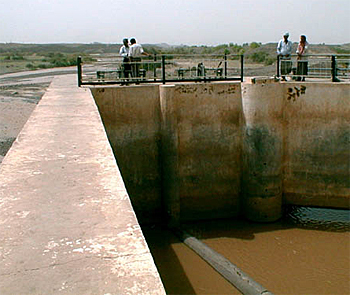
[1, 42, 349, 74]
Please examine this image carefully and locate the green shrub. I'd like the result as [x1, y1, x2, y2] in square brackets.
[250, 52, 267, 63]
[250, 42, 261, 49]
[12, 54, 25, 60]
[264, 57, 275, 66]
[4, 54, 25, 61]
[331, 46, 350, 54]
[26, 63, 35, 69]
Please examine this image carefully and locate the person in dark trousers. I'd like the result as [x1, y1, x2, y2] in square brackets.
[119, 38, 131, 79]
[128, 38, 150, 78]
[277, 32, 293, 81]
[296, 35, 309, 81]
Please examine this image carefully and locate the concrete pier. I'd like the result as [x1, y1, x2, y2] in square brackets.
[0, 75, 165, 295]
[242, 79, 284, 222]
[159, 83, 243, 224]
[92, 79, 350, 224]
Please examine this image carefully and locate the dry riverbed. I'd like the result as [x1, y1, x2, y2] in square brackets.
[0, 67, 77, 163]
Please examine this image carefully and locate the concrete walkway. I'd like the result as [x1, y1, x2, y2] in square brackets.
[0, 75, 165, 294]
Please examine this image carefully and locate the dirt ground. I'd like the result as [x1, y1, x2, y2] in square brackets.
[0, 67, 77, 164]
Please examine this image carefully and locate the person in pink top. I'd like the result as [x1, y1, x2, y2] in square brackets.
[296, 35, 309, 81]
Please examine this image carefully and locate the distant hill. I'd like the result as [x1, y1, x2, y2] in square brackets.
[1, 42, 349, 56]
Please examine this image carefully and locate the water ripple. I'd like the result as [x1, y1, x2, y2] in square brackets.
[285, 206, 350, 232]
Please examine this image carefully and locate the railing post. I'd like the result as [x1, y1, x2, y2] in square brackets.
[77, 56, 82, 87]
[162, 55, 166, 84]
[240, 54, 244, 82]
[224, 53, 228, 78]
[276, 55, 280, 78]
[153, 54, 157, 81]
[331, 55, 338, 82]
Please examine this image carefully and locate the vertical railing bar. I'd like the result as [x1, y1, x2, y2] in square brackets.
[240, 55, 244, 82]
[77, 56, 82, 87]
[162, 55, 166, 84]
[154, 54, 157, 81]
[331, 55, 337, 82]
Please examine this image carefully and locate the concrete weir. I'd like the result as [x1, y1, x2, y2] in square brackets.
[0, 74, 349, 294]
[91, 79, 350, 225]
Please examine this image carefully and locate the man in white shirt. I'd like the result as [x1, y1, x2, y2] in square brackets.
[129, 38, 150, 78]
[119, 38, 131, 79]
[277, 32, 293, 81]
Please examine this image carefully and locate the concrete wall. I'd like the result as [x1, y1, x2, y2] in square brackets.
[160, 83, 243, 225]
[241, 80, 350, 220]
[91, 86, 162, 224]
[91, 80, 350, 224]
[282, 83, 350, 208]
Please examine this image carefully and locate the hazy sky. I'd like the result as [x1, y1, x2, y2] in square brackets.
[1, 0, 349, 45]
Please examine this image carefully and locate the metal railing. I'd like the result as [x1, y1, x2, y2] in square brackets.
[277, 54, 350, 82]
[77, 54, 244, 86]
[77, 53, 350, 86]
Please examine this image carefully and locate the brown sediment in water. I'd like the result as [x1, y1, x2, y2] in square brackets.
[143, 227, 241, 295]
[143, 209, 350, 295]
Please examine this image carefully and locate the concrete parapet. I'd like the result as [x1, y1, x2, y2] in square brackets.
[0, 75, 165, 295]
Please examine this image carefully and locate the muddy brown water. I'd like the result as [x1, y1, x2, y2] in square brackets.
[143, 206, 350, 295]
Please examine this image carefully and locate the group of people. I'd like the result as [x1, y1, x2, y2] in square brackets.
[277, 32, 309, 81]
[119, 38, 150, 79]
[119, 34, 309, 82]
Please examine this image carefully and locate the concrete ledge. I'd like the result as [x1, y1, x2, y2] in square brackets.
[0, 75, 165, 294]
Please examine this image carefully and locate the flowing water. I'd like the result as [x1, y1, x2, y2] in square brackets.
[143, 206, 350, 295]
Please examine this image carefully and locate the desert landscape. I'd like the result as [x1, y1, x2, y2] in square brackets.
[0, 42, 349, 295]
[1, 41, 349, 163]
[0, 67, 77, 163]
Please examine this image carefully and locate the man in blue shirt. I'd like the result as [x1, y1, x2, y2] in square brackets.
[277, 32, 293, 81]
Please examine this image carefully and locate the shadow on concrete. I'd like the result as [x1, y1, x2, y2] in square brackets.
[0, 138, 15, 158]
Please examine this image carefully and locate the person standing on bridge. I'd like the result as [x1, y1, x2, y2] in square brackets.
[296, 35, 309, 81]
[129, 38, 151, 79]
[277, 32, 293, 81]
[119, 38, 131, 79]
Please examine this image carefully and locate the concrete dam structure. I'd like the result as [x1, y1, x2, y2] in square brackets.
[0, 74, 349, 294]
[91, 79, 350, 225]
